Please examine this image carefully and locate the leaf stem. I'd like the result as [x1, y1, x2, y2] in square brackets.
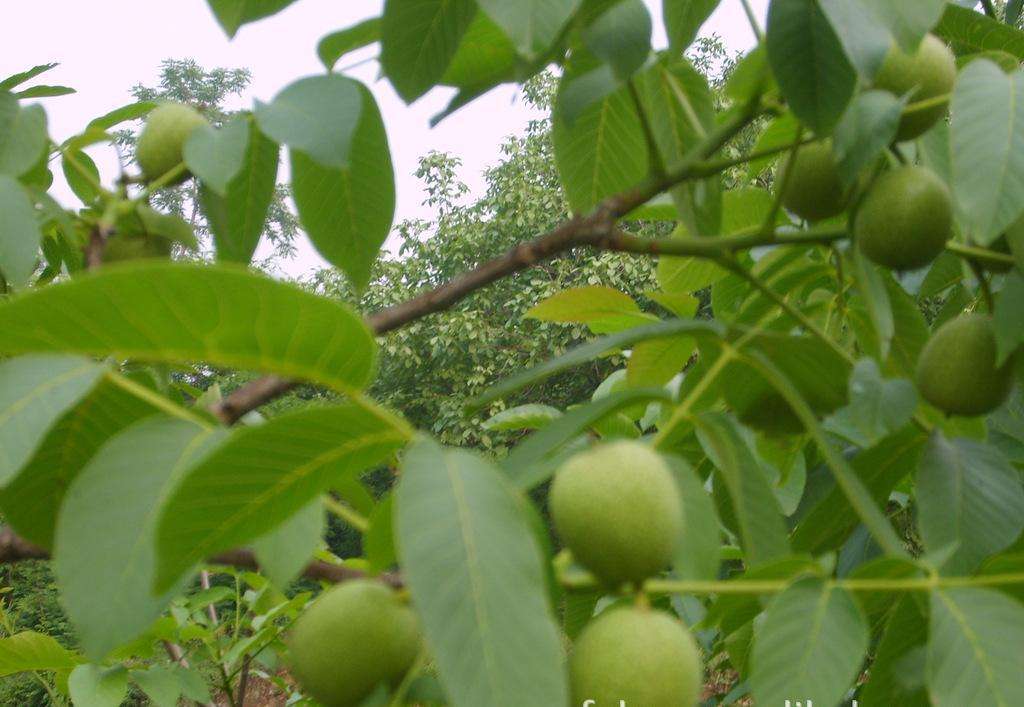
[739, 0, 765, 41]
[968, 258, 996, 312]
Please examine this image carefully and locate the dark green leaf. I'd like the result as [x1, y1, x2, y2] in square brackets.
[54, 417, 225, 659]
[664, 0, 721, 52]
[68, 664, 128, 707]
[206, 0, 300, 38]
[61, 150, 102, 204]
[0, 63, 58, 91]
[364, 494, 396, 572]
[0, 174, 43, 287]
[201, 118, 280, 264]
[935, 4, 1024, 59]
[86, 102, 156, 131]
[482, 404, 562, 432]
[476, 0, 580, 60]
[154, 404, 407, 591]
[859, 595, 930, 705]
[252, 498, 324, 589]
[395, 438, 568, 707]
[767, 0, 857, 134]
[0, 98, 47, 178]
[995, 272, 1024, 364]
[16, 85, 75, 99]
[318, 18, 382, 71]
[694, 412, 790, 566]
[0, 262, 377, 394]
[818, 0, 896, 78]
[185, 115, 250, 195]
[751, 578, 868, 707]
[381, 0, 476, 102]
[824, 358, 917, 448]
[583, 0, 652, 80]
[833, 90, 903, 186]
[665, 454, 721, 581]
[917, 433, 1024, 574]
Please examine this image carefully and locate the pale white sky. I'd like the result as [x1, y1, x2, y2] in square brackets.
[4, 0, 768, 275]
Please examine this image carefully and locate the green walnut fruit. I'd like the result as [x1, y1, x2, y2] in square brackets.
[855, 166, 952, 270]
[136, 102, 208, 185]
[778, 141, 849, 223]
[916, 314, 1014, 417]
[549, 441, 681, 588]
[874, 34, 956, 141]
[570, 606, 702, 707]
[288, 580, 421, 707]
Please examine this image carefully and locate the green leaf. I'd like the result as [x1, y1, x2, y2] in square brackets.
[0, 262, 377, 393]
[703, 556, 820, 634]
[0, 96, 48, 178]
[17, 85, 75, 99]
[833, 90, 903, 186]
[381, 0, 477, 102]
[824, 358, 917, 448]
[252, 498, 324, 589]
[0, 64, 57, 91]
[821, 0, 945, 77]
[482, 404, 562, 432]
[441, 11, 519, 89]
[859, 0, 946, 52]
[952, 60, 1024, 245]
[68, 664, 129, 707]
[553, 58, 647, 213]
[917, 433, 1024, 574]
[54, 417, 225, 660]
[694, 412, 790, 566]
[657, 247, 728, 294]
[664, 0, 721, 52]
[62, 150, 101, 204]
[318, 18, 382, 71]
[0, 355, 105, 486]
[0, 372, 165, 549]
[995, 271, 1024, 365]
[255, 75, 361, 170]
[751, 578, 868, 707]
[154, 403, 407, 592]
[291, 83, 395, 292]
[364, 494, 397, 572]
[131, 665, 183, 707]
[201, 118, 279, 264]
[476, 0, 580, 61]
[0, 631, 82, 676]
[1010, 0, 1024, 28]
[767, 0, 857, 135]
[928, 587, 1024, 706]
[747, 112, 802, 178]
[471, 318, 726, 409]
[185, 115, 250, 195]
[792, 427, 926, 554]
[86, 101, 156, 131]
[526, 285, 649, 329]
[395, 438, 568, 707]
[627, 334, 696, 388]
[935, 4, 1024, 59]
[136, 205, 198, 250]
[860, 595, 930, 705]
[583, 0, 652, 80]
[206, 0, 300, 38]
[883, 274, 930, 377]
[0, 174, 42, 288]
[664, 454, 720, 581]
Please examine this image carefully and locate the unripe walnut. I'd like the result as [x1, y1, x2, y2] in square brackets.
[136, 102, 208, 185]
[873, 34, 956, 141]
[549, 441, 681, 588]
[288, 580, 421, 707]
[777, 141, 849, 223]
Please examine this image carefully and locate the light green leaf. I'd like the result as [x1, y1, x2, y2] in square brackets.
[0, 631, 83, 676]
[395, 438, 568, 707]
[318, 18, 382, 71]
[751, 578, 868, 707]
[54, 417, 224, 660]
[62, 150, 101, 204]
[291, 82, 395, 291]
[694, 412, 790, 566]
[664, 0, 721, 52]
[256, 75, 361, 170]
[767, 0, 856, 135]
[850, 248, 894, 361]
[0, 97, 47, 178]
[657, 245, 728, 294]
[0, 355, 105, 486]
[201, 118, 280, 264]
[526, 286, 645, 325]
[917, 433, 1024, 574]
[252, 498, 324, 589]
[364, 494, 396, 573]
[154, 403, 407, 592]
[952, 60, 1024, 245]
[206, 0, 300, 38]
[68, 664, 129, 707]
[824, 358, 917, 448]
[0, 371, 164, 549]
[0, 262, 377, 394]
[627, 335, 696, 388]
[381, 0, 476, 102]
[0, 174, 42, 288]
[928, 587, 1024, 706]
[664, 454, 720, 581]
[185, 114, 250, 195]
[482, 404, 562, 432]
[748, 112, 802, 178]
[131, 665, 182, 707]
[476, 0, 580, 61]
[833, 90, 903, 186]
